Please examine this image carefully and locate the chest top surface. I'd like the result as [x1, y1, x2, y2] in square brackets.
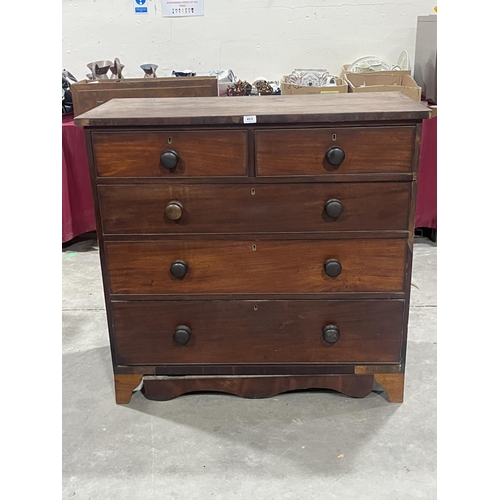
[74, 92, 430, 127]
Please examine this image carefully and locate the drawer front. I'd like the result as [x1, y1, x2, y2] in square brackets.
[92, 130, 248, 177]
[99, 182, 411, 234]
[255, 127, 415, 176]
[112, 300, 404, 365]
[106, 239, 406, 294]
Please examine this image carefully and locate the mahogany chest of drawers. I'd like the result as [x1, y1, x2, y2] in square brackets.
[76, 93, 430, 404]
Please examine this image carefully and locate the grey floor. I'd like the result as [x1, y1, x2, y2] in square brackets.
[62, 235, 437, 500]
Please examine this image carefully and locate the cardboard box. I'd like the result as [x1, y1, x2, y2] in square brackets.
[280, 76, 348, 95]
[340, 64, 411, 81]
[344, 72, 421, 102]
[71, 76, 219, 117]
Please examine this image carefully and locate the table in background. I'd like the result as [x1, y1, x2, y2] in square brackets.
[62, 114, 95, 243]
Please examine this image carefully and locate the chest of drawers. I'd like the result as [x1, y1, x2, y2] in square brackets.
[76, 93, 430, 404]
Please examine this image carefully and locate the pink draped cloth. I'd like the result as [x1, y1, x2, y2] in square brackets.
[62, 114, 96, 242]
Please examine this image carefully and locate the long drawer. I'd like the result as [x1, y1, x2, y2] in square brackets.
[92, 130, 248, 177]
[112, 300, 404, 365]
[98, 182, 411, 234]
[105, 239, 406, 294]
[255, 126, 415, 176]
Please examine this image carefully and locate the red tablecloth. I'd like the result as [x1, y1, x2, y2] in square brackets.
[415, 116, 437, 229]
[62, 114, 96, 242]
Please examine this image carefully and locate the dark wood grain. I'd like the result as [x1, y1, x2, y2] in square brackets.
[84, 129, 122, 369]
[141, 374, 375, 401]
[112, 299, 404, 365]
[153, 364, 358, 375]
[255, 127, 415, 175]
[110, 292, 406, 301]
[94, 172, 416, 184]
[98, 182, 411, 234]
[105, 239, 407, 294]
[103, 232, 410, 242]
[113, 364, 361, 375]
[92, 130, 248, 177]
[79, 90, 426, 404]
[74, 92, 431, 127]
[72, 76, 219, 117]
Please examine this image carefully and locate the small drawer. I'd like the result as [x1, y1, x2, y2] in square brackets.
[255, 126, 415, 176]
[105, 239, 406, 295]
[92, 130, 248, 177]
[112, 299, 404, 365]
[98, 182, 411, 234]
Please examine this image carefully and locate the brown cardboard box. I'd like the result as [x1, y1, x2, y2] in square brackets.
[280, 76, 348, 95]
[71, 76, 218, 117]
[344, 72, 421, 102]
[340, 64, 411, 81]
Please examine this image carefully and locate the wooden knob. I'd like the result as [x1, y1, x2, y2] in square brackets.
[325, 199, 344, 218]
[324, 259, 342, 278]
[174, 325, 191, 345]
[325, 147, 345, 167]
[165, 201, 183, 221]
[160, 150, 179, 170]
[323, 325, 340, 344]
[170, 260, 188, 278]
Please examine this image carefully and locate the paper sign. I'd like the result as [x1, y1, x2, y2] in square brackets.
[162, 0, 204, 17]
[134, 0, 148, 15]
[243, 116, 257, 124]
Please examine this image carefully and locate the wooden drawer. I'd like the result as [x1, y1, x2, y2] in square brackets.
[105, 239, 406, 295]
[92, 130, 248, 177]
[98, 182, 411, 234]
[255, 127, 415, 176]
[112, 299, 404, 365]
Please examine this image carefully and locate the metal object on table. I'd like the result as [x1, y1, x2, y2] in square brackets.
[87, 60, 113, 80]
[172, 70, 196, 77]
[110, 58, 125, 79]
[141, 64, 158, 78]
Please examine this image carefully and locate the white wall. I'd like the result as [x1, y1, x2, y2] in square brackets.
[62, 0, 436, 82]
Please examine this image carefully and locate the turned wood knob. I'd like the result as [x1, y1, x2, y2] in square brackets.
[160, 150, 179, 170]
[323, 325, 340, 344]
[324, 199, 344, 218]
[325, 147, 345, 167]
[173, 325, 191, 345]
[324, 258, 342, 277]
[165, 200, 183, 221]
[170, 260, 188, 278]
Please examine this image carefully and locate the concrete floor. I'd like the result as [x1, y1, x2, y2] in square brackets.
[62, 235, 437, 500]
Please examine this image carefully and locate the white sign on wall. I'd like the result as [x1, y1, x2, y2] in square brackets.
[134, 0, 148, 15]
[161, 0, 204, 17]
